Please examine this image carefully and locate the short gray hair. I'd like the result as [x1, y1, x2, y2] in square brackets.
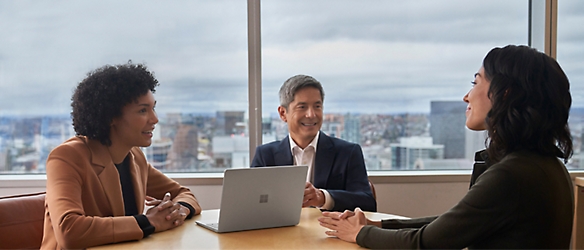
[279, 75, 325, 109]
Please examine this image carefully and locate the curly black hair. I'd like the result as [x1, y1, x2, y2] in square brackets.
[483, 45, 573, 163]
[71, 62, 159, 146]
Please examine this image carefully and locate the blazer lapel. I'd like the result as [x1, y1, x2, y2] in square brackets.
[314, 132, 334, 187]
[274, 136, 294, 166]
[86, 139, 125, 216]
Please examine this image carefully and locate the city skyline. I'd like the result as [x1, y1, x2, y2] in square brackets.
[2, 101, 584, 174]
[0, 108, 469, 173]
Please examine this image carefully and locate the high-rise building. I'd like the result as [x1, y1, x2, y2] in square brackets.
[145, 138, 172, 170]
[342, 113, 361, 144]
[390, 136, 444, 170]
[212, 135, 249, 169]
[322, 114, 343, 138]
[465, 129, 487, 160]
[170, 124, 199, 170]
[216, 111, 245, 136]
[261, 117, 272, 135]
[429, 101, 467, 159]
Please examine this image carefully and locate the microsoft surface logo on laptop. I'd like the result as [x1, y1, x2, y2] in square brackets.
[259, 194, 268, 203]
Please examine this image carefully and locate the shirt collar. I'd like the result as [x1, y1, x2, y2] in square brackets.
[289, 131, 320, 152]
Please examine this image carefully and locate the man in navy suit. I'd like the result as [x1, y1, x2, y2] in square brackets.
[251, 75, 376, 212]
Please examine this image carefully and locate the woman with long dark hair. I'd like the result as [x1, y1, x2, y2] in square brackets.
[318, 45, 574, 249]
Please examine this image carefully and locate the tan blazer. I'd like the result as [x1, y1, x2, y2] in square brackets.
[41, 136, 201, 249]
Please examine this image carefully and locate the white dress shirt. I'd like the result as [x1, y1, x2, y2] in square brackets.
[288, 131, 335, 210]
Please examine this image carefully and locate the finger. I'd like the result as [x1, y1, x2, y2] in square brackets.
[339, 210, 355, 219]
[168, 204, 187, 219]
[319, 221, 337, 230]
[166, 205, 181, 220]
[145, 200, 161, 206]
[303, 199, 316, 207]
[158, 193, 173, 211]
[322, 211, 342, 218]
[318, 217, 338, 226]
[324, 230, 338, 237]
[174, 212, 188, 225]
[162, 192, 171, 202]
[305, 182, 318, 193]
[174, 216, 186, 226]
[305, 188, 317, 199]
[145, 197, 162, 206]
[303, 192, 314, 204]
[354, 207, 365, 218]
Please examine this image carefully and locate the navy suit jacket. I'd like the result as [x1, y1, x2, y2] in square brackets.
[251, 132, 376, 212]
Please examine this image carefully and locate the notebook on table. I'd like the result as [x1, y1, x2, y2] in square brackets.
[196, 165, 308, 233]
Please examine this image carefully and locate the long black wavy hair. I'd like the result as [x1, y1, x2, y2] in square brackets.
[483, 45, 573, 163]
[71, 62, 159, 146]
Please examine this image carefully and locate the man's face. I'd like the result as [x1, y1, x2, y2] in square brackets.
[278, 87, 323, 148]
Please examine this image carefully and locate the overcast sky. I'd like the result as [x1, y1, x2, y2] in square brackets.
[0, 0, 582, 117]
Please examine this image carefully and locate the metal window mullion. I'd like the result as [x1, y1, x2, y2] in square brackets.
[544, 0, 558, 58]
[247, 0, 262, 164]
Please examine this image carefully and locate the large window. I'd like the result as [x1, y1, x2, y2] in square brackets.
[261, 0, 528, 170]
[0, 1, 248, 173]
[558, 0, 584, 169]
[1, 1, 581, 174]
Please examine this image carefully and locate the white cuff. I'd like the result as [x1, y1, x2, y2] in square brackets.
[318, 189, 335, 210]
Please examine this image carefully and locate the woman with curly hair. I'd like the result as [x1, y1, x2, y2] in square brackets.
[41, 63, 201, 249]
[319, 45, 574, 249]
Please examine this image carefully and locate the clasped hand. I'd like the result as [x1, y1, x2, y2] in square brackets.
[318, 207, 368, 243]
[145, 193, 189, 232]
[303, 182, 325, 207]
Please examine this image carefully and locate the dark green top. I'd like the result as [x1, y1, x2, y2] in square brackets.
[356, 150, 574, 249]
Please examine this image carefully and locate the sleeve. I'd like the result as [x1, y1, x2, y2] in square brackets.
[133, 215, 155, 237]
[327, 144, 377, 212]
[178, 202, 197, 220]
[355, 167, 519, 249]
[381, 216, 438, 229]
[319, 189, 335, 210]
[45, 145, 144, 249]
[357, 225, 424, 249]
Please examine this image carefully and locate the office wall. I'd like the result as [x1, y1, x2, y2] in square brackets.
[0, 178, 469, 218]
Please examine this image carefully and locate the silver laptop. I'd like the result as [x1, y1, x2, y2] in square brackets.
[196, 165, 308, 233]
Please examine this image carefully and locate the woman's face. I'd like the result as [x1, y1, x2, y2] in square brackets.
[110, 90, 158, 149]
[463, 67, 491, 131]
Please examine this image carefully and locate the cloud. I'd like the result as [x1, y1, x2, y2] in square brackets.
[0, 0, 582, 116]
[261, 0, 527, 44]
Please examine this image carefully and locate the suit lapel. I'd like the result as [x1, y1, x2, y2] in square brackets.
[86, 139, 125, 216]
[314, 132, 334, 187]
[274, 136, 294, 165]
